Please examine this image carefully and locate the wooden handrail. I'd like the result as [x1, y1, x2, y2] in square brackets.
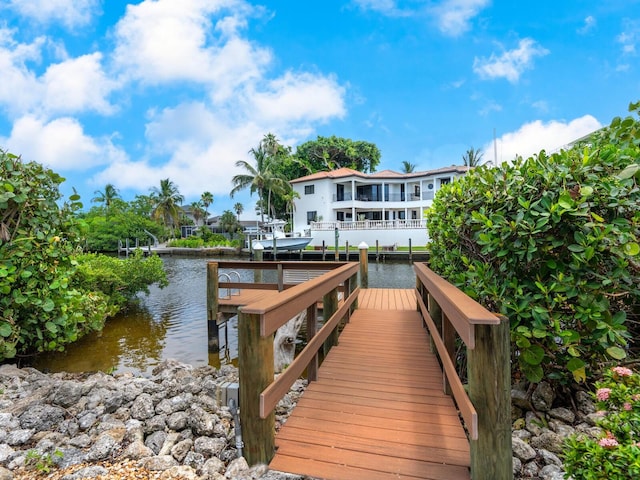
[259, 286, 360, 418]
[414, 262, 512, 480]
[242, 262, 359, 336]
[414, 262, 499, 348]
[416, 292, 478, 439]
[238, 262, 359, 465]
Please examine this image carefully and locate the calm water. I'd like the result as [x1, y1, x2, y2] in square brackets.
[32, 256, 416, 376]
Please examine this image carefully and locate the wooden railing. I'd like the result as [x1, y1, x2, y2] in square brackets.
[236, 262, 359, 465]
[414, 262, 512, 480]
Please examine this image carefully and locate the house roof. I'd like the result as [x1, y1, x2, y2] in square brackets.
[290, 165, 470, 183]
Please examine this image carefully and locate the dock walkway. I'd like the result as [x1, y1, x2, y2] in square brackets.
[269, 288, 471, 480]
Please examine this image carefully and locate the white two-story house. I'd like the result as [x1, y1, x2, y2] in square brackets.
[291, 166, 469, 248]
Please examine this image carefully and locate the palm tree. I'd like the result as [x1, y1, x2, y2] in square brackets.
[219, 210, 239, 235]
[401, 161, 416, 173]
[150, 179, 184, 228]
[200, 192, 213, 220]
[234, 202, 244, 222]
[92, 184, 120, 210]
[462, 147, 484, 167]
[231, 144, 288, 223]
[190, 202, 206, 226]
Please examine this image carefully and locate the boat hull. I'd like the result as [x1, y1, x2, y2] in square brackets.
[252, 237, 313, 251]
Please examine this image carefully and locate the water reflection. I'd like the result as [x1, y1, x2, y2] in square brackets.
[32, 256, 415, 376]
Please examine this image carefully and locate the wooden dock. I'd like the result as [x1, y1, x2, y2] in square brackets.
[269, 289, 471, 480]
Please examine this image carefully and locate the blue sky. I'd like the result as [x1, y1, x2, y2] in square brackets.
[0, 0, 638, 218]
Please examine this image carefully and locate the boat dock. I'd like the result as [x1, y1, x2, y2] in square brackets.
[208, 260, 513, 480]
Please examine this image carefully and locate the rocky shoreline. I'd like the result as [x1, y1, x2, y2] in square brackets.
[0, 360, 601, 479]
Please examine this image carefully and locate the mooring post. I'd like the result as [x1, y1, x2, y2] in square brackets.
[409, 238, 413, 262]
[206, 262, 220, 352]
[468, 316, 512, 480]
[334, 227, 339, 261]
[322, 240, 326, 261]
[238, 310, 275, 465]
[375, 240, 380, 262]
[345, 241, 349, 261]
[359, 242, 369, 289]
[253, 244, 264, 283]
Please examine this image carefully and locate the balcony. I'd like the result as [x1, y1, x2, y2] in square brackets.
[310, 219, 427, 231]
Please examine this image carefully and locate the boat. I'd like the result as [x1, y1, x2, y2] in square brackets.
[249, 220, 313, 251]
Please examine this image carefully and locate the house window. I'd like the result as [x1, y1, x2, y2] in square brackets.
[304, 185, 315, 195]
[439, 177, 451, 186]
[306, 211, 317, 224]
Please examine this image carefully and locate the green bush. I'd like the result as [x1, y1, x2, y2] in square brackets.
[563, 366, 640, 479]
[73, 250, 168, 308]
[426, 102, 640, 384]
[0, 151, 113, 358]
[168, 237, 205, 248]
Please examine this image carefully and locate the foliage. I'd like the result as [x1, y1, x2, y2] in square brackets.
[91, 183, 121, 212]
[426, 102, 640, 384]
[25, 449, 63, 473]
[81, 206, 163, 252]
[462, 147, 484, 167]
[73, 251, 168, 308]
[167, 232, 237, 248]
[231, 135, 290, 222]
[401, 161, 416, 173]
[150, 178, 184, 228]
[563, 366, 640, 479]
[294, 135, 381, 173]
[0, 151, 113, 360]
[219, 210, 240, 234]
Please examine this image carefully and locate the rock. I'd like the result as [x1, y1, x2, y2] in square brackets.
[19, 404, 65, 431]
[525, 411, 545, 436]
[194, 436, 226, 457]
[160, 465, 200, 479]
[50, 381, 84, 408]
[225, 457, 250, 478]
[575, 390, 595, 414]
[131, 393, 156, 420]
[123, 440, 155, 460]
[0, 466, 11, 480]
[512, 456, 522, 476]
[0, 445, 15, 463]
[139, 454, 179, 471]
[167, 411, 189, 430]
[189, 406, 217, 436]
[61, 465, 109, 479]
[530, 430, 564, 454]
[522, 461, 540, 477]
[202, 456, 225, 476]
[183, 451, 205, 470]
[548, 407, 575, 424]
[532, 382, 555, 412]
[511, 387, 531, 410]
[170, 439, 193, 462]
[145, 431, 168, 454]
[512, 437, 537, 462]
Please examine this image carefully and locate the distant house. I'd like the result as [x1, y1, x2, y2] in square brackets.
[290, 166, 469, 248]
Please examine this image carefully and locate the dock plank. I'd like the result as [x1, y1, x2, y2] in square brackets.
[269, 288, 470, 480]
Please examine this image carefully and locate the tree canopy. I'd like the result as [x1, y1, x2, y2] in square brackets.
[294, 135, 381, 173]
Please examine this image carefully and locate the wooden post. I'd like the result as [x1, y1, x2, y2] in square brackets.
[272, 235, 277, 261]
[441, 313, 455, 396]
[239, 311, 275, 465]
[358, 242, 369, 289]
[306, 304, 318, 382]
[206, 262, 220, 353]
[253, 244, 264, 283]
[322, 240, 326, 261]
[345, 241, 349, 261]
[376, 240, 379, 262]
[322, 288, 339, 356]
[349, 271, 358, 311]
[409, 238, 413, 262]
[277, 264, 284, 292]
[427, 294, 442, 356]
[334, 227, 339, 261]
[468, 316, 512, 480]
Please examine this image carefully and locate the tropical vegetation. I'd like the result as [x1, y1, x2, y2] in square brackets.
[0, 150, 167, 362]
[426, 102, 640, 386]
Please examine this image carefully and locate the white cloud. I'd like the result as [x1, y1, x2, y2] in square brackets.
[3, 0, 99, 28]
[352, 0, 404, 16]
[617, 19, 639, 55]
[0, 29, 43, 115]
[478, 101, 502, 116]
[0, 29, 115, 118]
[0, 115, 126, 170]
[482, 115, 602, 164]
[112, 0, 271, 98]
[432, 0, 490, 37]
[250, 72, 346, 125]
[577, 15, 596, 35]
[473, 38, 549, 82]
[42, 53, 118, 115]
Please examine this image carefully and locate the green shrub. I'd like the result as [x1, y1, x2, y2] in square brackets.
[168, 237, 205, 248]
[563, 366, 640, 479]
[0, 151, 113, 359]
[426, 102, 640, 384]
[73, 250, 168, 308]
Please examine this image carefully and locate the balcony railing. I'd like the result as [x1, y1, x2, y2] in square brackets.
[332, 193, 429, 202]
[310, 219, 427, 231]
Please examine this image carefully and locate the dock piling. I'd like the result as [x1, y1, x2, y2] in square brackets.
[206, 262, 220, 352]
